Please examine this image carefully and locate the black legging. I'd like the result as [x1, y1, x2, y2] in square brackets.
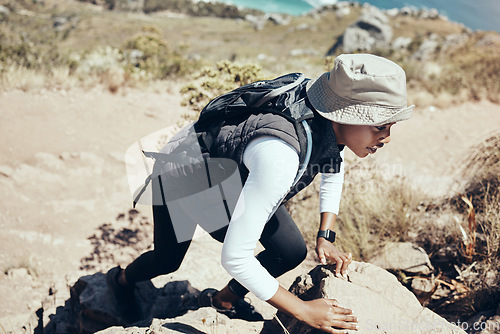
[124, 169, 307, 298]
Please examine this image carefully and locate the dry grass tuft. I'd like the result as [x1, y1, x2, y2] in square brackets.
[0, 66, 46, 91]
[459, 131, 500, 204]
[413, 132, 500, 318]
[453, 131, 500, 263]
[402, 32, 500, 106]
[418, 131, 500, 264]
[441, 33, 500, 103]
[286, 158, 423, 261]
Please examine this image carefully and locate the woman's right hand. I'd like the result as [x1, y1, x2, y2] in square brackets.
[297, 298, 358, 334]
[268, 286, 358, 334]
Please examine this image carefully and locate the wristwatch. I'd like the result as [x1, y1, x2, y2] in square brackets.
[317, 229, 336, 243]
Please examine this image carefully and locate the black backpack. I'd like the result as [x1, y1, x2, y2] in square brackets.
[133, 72, 314, 207]
[198, 72, 306, 125]
[194, 72, 313, 156]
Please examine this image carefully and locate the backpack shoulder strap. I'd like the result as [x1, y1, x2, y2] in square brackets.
[252, 73, 305, 108]
[264, 119, 312, 218]
[293, 119, 312, 187]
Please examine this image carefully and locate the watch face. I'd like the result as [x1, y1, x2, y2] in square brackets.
[318, 230, 335, 243]
[327, 229, 335, 242]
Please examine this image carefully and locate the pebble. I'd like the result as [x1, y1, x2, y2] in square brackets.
[7, 268, 32, 280]
[0, 165, 14, 177]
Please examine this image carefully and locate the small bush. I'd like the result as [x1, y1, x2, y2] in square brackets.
[123, 25, 196, 80]
[456, 131, 500, 213]
[125, 28, 168, 56]
[124, 26, 189, 79]
[0, 28, 80, 90]
[0, 34, 72, 72]
[0, 21, 199, 92]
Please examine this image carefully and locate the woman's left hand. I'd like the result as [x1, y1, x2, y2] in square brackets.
[316, 238, 352, 278]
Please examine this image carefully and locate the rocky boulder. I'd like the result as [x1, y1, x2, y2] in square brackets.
[43, 261, 476, 333]
[385, 7, 446, 20]
[0, 5, 10, 21]
[96, 307, 269, 334]
[45, 274, 201, 334]
[328, 6, 392, 54]
[368, 242, 434, 275]
[44, 272, 267, 334]
[412, 34, 440, 61]
[275, 262, 466, 334]
[245, 13, 291, 30]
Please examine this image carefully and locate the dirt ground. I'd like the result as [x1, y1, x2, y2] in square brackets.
[0, 85, 499, 330]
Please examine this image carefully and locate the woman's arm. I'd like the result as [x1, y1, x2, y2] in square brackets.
[317, 150, 352, 277]
[221, 136, 358, 332]
[221, 136, 299, 300]
[319, 150, 345, 214]
[316, 212, 352, 277]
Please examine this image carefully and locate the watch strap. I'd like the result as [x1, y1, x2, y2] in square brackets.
[317, 229, 336, 243]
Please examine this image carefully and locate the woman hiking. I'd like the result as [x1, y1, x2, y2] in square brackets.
[106, 53, 413, 334]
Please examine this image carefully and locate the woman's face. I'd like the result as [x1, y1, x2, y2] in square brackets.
[332, 122, 394, 158]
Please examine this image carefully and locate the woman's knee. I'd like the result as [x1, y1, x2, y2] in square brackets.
[268, 237, 307, 271]
[152, 256, 182, 275]
[284, 239, 307, 268]
[152, 247, 187, 275]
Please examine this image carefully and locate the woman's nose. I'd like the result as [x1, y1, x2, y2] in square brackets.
[380, 135, 391, 144]
[379, 126, 392, 144]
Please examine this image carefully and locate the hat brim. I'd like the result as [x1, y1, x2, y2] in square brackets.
[306, 73, 414, 126]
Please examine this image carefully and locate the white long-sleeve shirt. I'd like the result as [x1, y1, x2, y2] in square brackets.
[221, 136, 344, 301]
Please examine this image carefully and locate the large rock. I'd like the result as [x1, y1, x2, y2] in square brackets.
[440, 33, 469, 54]
[369, 242, 434, 275]
[392, 36, 413, 50]
[97, 309, 227, 334]
[245, 13, 291, 31]
[97, 307, 266, 334]
[275, 262, 465, 333]
[45, 273, 201, 334]
[0, 5, 10, 21]
[328, 7, 392, 54]
[412, 34, 440, 61]
[45, 272, 267, 334]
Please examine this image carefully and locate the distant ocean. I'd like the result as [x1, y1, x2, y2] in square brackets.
[214, 0, 500, 32]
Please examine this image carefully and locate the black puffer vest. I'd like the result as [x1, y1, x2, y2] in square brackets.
[207, 86, 344, 203]
[133, 84, 344, 208]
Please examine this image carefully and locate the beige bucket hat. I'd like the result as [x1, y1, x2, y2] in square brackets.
[306, 54, 414, 125]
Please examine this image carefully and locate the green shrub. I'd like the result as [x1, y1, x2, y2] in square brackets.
[123, 25, 197, 79]
[0, 38, 42, 69]
[0, 33, 73, 74]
